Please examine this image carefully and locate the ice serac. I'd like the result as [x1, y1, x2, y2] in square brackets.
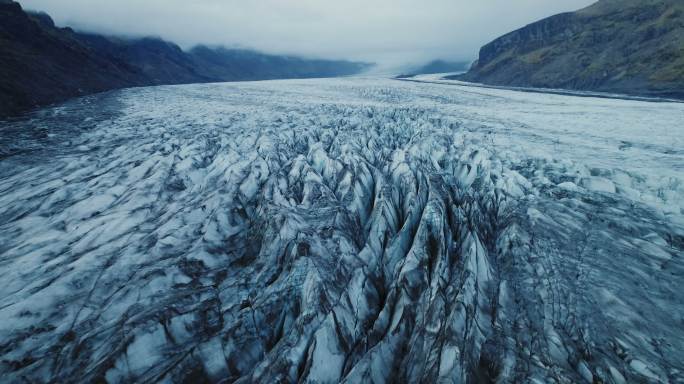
[0, 78, 682, 383]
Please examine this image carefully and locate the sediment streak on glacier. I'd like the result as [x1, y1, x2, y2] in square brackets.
[0, 78, 682, 383]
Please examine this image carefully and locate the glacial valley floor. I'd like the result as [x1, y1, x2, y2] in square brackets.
[0, 77, 683, 383]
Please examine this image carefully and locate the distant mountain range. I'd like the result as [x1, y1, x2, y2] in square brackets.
[0, 0, 371, 117]
[454, 0, 684, 99]
[397, 60, 470, 78]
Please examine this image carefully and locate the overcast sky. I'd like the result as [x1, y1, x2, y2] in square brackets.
[20, 0, 595, 69]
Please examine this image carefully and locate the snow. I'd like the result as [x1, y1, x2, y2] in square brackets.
[580, 176, 617, 193]
[0, 76, 682, 383]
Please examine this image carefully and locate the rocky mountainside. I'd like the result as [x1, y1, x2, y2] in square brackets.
[0, 0, 370, 117]
[75, 35, 214, 86]
[0, 1, 146, 118]
[456, 0, 684, 98]
[189, 46, 369, 82]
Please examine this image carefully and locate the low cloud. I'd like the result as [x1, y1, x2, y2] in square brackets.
[20, 0, 595, 68]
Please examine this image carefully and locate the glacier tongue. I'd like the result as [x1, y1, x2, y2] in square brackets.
[0, 78, 682, 383]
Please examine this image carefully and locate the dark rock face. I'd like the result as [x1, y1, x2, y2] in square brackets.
[0, 1, 145, 117]
[0, 1, 370, 118]
[457, 0, 684, 98]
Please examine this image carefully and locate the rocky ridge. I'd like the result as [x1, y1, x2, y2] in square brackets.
[455, 0, 684, 98]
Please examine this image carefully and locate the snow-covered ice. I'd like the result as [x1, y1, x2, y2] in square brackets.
[0, 77, 682, 383]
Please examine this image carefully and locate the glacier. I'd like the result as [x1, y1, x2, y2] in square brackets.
[0, 77, 682, 383]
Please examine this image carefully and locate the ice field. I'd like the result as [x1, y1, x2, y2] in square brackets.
[0, 77, 682, 383]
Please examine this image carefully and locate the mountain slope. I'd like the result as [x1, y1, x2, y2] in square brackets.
[0, 1, 147, 117]
[189, 46, 369, 81]
[75, 35, 214, 86]
[456, 0, 684, 98]
[0, 1, 370, 118]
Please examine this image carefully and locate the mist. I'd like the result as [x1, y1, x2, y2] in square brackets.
[19, 0, 595, 69]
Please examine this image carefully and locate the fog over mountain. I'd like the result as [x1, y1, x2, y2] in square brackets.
[19, 0, 595, 68]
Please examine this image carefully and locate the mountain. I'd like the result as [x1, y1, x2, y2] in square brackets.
[0, 2, 147, 118]
[190, 46, 371, 81]
[397, 59, 471, 78]
[454, 0, 684, 99]
[0, 1, 370, 118]
[76, 35, 213, 85]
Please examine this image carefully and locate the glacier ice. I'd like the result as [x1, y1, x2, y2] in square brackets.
[0, 77, 682, 383]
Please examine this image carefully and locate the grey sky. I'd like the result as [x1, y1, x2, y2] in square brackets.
[20, 0, 595, 68]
